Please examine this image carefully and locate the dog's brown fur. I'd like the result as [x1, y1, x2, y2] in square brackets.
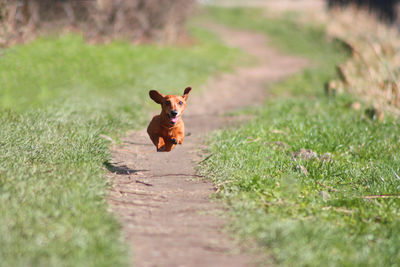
[147, 87, 191, 152]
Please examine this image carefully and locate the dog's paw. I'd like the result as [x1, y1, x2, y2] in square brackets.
[170, 138, 178, 145]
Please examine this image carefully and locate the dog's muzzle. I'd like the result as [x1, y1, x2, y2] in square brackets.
[168, 111, 179, 124]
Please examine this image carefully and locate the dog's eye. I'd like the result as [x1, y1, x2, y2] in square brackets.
[179, 101, 183, 106]
[165, 100, 171, 106]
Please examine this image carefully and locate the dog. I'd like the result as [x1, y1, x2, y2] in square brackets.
[147, 87, 192, 152]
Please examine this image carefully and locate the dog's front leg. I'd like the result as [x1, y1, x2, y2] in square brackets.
[156, 136, 166, 151]
[176, 131, 185, 145]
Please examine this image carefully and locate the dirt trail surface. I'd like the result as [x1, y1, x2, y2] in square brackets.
[107, 24, 307, 267]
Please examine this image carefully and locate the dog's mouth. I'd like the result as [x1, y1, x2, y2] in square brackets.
[167, 113, 180, 124]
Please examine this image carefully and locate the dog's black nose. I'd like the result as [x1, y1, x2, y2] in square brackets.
[171, 110, 178, 117]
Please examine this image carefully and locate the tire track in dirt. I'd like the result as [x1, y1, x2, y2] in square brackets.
[107, 24, 307, 267]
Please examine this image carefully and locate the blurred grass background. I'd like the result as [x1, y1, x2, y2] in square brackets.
[326, 7, 400, 115]
[0, 0, 195, 46]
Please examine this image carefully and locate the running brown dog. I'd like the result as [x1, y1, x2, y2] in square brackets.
[147, 87, 192, 152]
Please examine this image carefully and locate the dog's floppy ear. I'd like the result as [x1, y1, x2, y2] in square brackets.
[149, 90, 164, 104]
[183, 87, 192, 101]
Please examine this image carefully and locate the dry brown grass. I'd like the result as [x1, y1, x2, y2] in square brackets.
[0, 0, 195, 46]
[326, 7, 400, 115]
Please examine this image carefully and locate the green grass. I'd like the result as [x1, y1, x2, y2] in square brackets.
[200, 7, 400, 266]
[203, 7, 337, 61]
[0, 27, 238, 266]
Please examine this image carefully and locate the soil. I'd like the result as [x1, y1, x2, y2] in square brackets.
[107, 23, 307, 267]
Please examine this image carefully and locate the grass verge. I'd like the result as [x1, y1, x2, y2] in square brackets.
[200, 7, 400, 266]
[0, 27, 238, 266]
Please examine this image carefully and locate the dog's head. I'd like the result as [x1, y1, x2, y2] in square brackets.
[149, 87, 192, 125]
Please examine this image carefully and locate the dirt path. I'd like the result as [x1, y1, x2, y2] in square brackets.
[107, 24, 307, 267]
